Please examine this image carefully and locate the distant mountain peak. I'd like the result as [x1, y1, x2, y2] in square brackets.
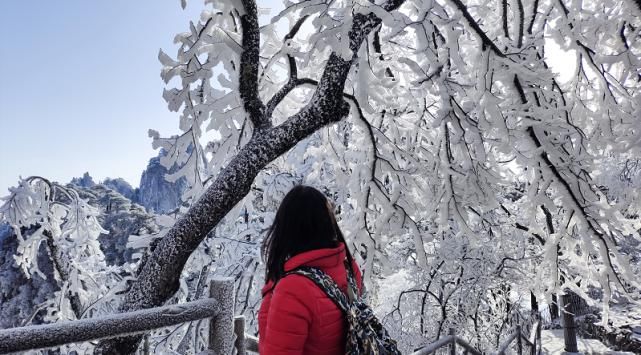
[70, 172, 96, 188]
[136, 150, 187, 214]
[69, 149, 187, 215]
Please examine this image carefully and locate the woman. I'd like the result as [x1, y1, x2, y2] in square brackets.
[258, 185, 362, 355]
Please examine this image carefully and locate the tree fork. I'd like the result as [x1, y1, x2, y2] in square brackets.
[94, 1, 404, 352]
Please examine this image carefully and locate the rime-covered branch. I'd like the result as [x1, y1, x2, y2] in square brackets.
[446, 0, 637, 292]
[0, 177, 113, 323]
[239, 0, 270, 131]
[448, 0, 506, 56]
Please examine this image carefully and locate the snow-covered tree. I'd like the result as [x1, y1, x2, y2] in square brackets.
[0, 177, 126, 326]
[10, 0, 630, 352]
[0, 0, 639, 352]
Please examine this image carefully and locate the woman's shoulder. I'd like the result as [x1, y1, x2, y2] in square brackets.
[263, 273, 321, 298]
[269, 274, 324, 316]
[277, 273, 320, 295]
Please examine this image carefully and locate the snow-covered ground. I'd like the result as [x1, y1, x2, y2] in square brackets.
[541, 329, 635, 355]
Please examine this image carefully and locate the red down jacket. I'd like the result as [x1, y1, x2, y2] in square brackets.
[258, 243, 362, 355]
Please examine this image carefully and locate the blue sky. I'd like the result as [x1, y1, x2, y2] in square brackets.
[0, 1, 210, 194]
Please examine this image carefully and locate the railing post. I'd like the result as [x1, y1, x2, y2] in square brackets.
[516, 325, 523, 355]
[561, 292, 578, 353]
[530, 313, 537, 355]
[142, 334, 150, 355]
[234, 316, 246, 355]
[209, 277, 235, 355]
[531, 325, 536, 355]
[531, 315, 541, 355]
[550, 293, 559, 321]
[537, 320, 542, 355]
[449, 328, 456, 355]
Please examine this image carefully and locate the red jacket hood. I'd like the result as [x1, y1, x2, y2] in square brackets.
[261, 243, 347, 295]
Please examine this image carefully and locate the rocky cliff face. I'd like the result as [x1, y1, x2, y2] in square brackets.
[136, 150, 188, 214]
[102, 177, 138, 202]
[70, 149, 187, 215]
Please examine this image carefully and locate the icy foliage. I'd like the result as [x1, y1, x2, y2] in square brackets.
[0, 178, 104, 281]
[0, 179, 137, 327]
[76, 184, 159, 266]
[0, 179, 165, 354]
[140, 0, 641, 352]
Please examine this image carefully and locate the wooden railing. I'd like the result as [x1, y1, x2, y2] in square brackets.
[0, 278, 245, 355]
[242, 328, 259, 354]
[496, 321, 542, 355]
[411, 317, 542, 355]
[411, 328, 483, 355]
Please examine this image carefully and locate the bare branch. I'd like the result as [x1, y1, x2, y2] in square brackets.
[527, 0, 540, 35]
[516, 0, 525, 48]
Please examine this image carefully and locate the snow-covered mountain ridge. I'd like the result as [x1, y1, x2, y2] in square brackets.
[70, 149, 187, 215]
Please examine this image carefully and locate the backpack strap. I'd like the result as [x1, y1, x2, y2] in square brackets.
[286, 267, 351, 313]
[343, 259, 360, 302]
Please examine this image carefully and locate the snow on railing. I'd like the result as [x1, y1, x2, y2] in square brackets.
[243, 332, 259, 353]
[410, 318, 542, 355]
[231, 316, 259, 354]
[495, 322, 542, 355]
[411, 328, 482, 355]
[0, 277, 250, 355]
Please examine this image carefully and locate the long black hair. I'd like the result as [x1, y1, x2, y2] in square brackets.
[262, 185, 353, 282]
